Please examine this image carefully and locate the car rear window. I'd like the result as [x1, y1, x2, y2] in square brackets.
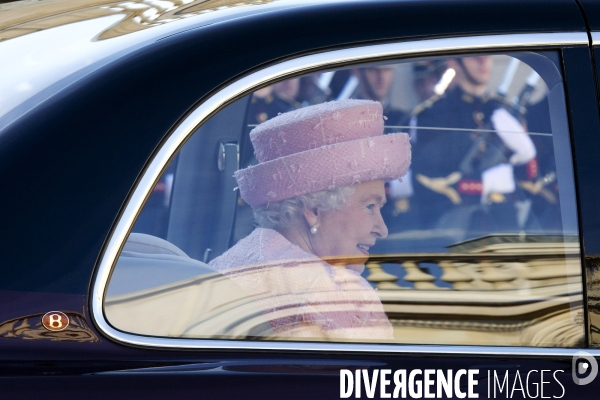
[103, 50, 584, 348]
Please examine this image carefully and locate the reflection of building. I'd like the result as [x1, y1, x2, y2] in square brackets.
[584, 256, 600, 345]
[105, 270, 274, 338]
[366, 235, 583, 347]
[105, 234, 583, 347]
[0, 0, 274, 42]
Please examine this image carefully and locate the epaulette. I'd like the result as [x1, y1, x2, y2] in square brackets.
[489, 92, 527, 121]
[489, 92, 510, 107]
[277, 96, 302, 110]
[410, 93, 442, 117]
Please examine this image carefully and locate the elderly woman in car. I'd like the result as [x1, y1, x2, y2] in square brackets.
[209, 99, 411, 340]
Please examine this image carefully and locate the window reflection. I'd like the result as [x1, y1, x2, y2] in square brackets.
[108, 52, 583, 347]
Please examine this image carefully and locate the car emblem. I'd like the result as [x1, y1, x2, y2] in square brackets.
[41, 311, 69, 332]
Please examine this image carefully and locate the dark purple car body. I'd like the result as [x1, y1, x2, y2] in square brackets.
[2, 0, 600, 398]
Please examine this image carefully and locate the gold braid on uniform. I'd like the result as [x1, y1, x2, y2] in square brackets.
[518, 172, 557, 204]
[416, 172, 463, 205]
[410, 93, 441, 117]
[410, 94, 464, 205]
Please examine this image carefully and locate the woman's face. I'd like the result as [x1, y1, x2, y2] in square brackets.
[311, 180, 388, 272]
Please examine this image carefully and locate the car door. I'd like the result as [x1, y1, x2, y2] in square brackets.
[1, 1, 599, 399]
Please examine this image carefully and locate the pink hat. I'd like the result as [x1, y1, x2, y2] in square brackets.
[235, 99, 411, 207]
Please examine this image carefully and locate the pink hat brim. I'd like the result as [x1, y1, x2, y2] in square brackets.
[236, 132, 411, 207]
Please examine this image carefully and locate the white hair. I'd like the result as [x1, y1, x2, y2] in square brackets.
[253, 186, 355, 231]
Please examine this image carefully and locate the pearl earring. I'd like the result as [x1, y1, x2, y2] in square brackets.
[310, 225, 318, 234]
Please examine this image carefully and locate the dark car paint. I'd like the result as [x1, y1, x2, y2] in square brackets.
[0, 0, 599, 398]
[578, 0, 600, 30]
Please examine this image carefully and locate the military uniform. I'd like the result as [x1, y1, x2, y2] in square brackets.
[522, 97, 562, 232]
[412, 60, 446, 102]
[247, 92, 300, 126]
[351, 87, 408, 127]
[297, 75, 330, 106]
[411, 86, 536, 235]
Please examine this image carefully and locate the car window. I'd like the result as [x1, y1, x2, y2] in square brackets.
[103, 51, 584, 347]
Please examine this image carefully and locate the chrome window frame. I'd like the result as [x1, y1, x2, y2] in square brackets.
[92, 32, 596, 356]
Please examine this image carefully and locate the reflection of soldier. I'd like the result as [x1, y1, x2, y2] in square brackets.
[272, 78, 302, 109]
[353, 66, 407, 125]
[247, 85, 298, 126]
[412, 60, 446, 102]
[352, 66, 418, 233]
[297, 74, 330, 106]
[523, 97, 562, 232]
[412, 56, 536, 235]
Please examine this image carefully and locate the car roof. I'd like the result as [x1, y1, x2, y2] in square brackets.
[0, 0, 314, 122]
[0, 0, 587, 44]
[0, 0, 587, 127]
[0, 0, 324, 43]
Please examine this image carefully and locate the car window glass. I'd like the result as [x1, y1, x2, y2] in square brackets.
[104, 51, 584, 347]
